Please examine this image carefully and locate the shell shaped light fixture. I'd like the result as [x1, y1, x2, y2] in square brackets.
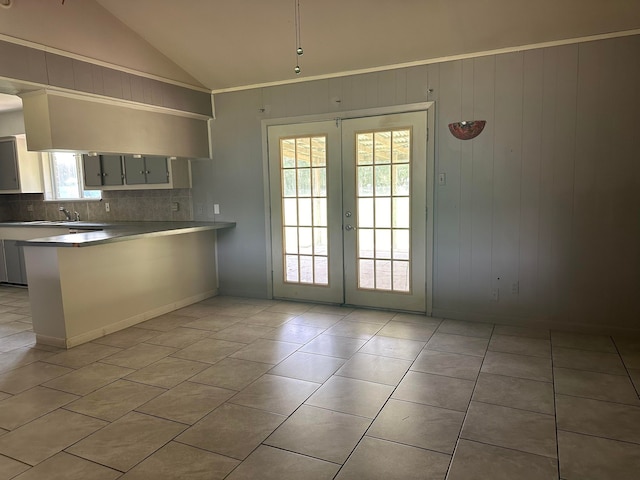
[448, 120, 486, 140]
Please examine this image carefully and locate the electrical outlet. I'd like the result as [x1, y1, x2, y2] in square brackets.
[195, 203, 204, 215]
[105, 202, 110, 212]
[491, 288, 499, 302]
[438, 173, 446, 186]
[512, 281, 519, 294]
[171, 202, 179, 212]
[26, 204, 34, 212]
[213, 204, 220, 215]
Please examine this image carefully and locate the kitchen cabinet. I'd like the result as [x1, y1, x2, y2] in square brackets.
[0, 225, 78, 286]
[123, 155, 169, 185]
[0, 135, 44, 193]
[0, 140, 19, 190]
[80, 155, 190, 190]
[3, 240, 27, 285]
[0, 244, 6, 283]
[83, 154, 124, 187]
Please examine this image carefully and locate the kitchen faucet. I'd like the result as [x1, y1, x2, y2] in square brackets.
[59, 206, 72, 220]
[59, 207, 80, 221]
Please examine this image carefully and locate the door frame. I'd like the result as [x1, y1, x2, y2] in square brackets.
[261, 102, 435, 314]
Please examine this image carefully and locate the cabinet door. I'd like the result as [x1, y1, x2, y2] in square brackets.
[0, 242, 6, 283]
[144, 156, 169, 184]
[18, 245, 27, 285]
[123, 156, 147, 184]
[101, 155, 124, 186]
[83, 155, 103, 187]
[0, 139, 20, 190]
[3, 240, 24, 284]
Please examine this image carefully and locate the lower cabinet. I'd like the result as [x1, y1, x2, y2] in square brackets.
[2, 240, 27, 285]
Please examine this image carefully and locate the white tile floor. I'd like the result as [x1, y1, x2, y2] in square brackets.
[0, 285, 639, 479]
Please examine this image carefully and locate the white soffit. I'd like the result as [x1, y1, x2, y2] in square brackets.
[0, 92, 22, 112]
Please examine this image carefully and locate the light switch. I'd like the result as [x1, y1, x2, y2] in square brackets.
[438, 173, 446, 186]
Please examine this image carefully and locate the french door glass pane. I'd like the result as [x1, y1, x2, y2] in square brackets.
[359, 259, 375, 289]
[356, 128, 412, 292]
[393, 261, 410, 291]
[280, 135, 329, 286]
[298, 169, 311, 196]
[358, 198, 374, 228]
[286, 255, 299, 282]
[312, 137, 326, 166]
[298, 198, 312, 226]
[313, 199, 327, 226]
[282, 139, 296, 168]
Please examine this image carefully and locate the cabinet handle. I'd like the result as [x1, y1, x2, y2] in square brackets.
[146, 171, 151, 174]
[140, 171, 145, 174]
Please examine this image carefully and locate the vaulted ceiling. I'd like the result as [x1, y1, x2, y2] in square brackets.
[1, 0, 639, 94]
[95, 0, 640, 91]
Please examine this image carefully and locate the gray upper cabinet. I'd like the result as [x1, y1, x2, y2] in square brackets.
[0, 139, 19, 190]
[123, 155, 169, 185]
[144, 156, 169, 184]
[123, 155, 146, 184]
[0, 136, 43, 193]
[83, 154, 124, 187]
[81, 153, 189, 190]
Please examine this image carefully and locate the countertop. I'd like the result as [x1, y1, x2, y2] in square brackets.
[4, 221, 236, 248]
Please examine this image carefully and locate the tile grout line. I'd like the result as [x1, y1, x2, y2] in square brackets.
[443, 322, 495, 480]
[611, 336, 640, 400]
[551, 337, 562, 479]
[328, 318, 446, 479]
[218, 312, 399, 479]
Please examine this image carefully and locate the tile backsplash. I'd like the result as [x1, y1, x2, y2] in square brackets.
[0, 189, 193, 223]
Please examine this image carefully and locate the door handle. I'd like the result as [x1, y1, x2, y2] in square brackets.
[345, 225, 355, 231]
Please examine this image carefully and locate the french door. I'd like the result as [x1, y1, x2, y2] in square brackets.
[268, 111, 428, 312]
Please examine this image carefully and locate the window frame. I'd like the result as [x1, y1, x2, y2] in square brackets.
[42, 152, 101, 201]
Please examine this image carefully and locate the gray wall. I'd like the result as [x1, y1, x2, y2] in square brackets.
[0, 110, 25, 137]
[196, 35, 640, 332]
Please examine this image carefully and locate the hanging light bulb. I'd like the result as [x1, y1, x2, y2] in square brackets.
[293, 0, 303, 75]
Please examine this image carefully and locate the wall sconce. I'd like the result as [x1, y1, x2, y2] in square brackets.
[448, 120, 486, 140]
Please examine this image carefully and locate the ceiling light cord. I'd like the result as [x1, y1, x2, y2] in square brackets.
[294, 0, 303, 74]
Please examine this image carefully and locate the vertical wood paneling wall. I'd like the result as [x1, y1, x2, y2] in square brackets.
[203, 35, 640, 331]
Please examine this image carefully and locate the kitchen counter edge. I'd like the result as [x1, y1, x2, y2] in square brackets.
[11, 221, 236, 248]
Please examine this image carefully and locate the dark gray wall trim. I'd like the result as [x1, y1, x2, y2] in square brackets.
[0, 39, 212, 117]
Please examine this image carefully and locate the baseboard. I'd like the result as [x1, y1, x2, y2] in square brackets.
[431, 308, 640, 336]
[34, 334, 67, 348]
[37, 289, 218, 349]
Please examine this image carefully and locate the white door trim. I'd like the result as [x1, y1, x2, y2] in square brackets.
[261, 101, 435, 314]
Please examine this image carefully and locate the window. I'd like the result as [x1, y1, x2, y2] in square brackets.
[44, 152, 101, 200]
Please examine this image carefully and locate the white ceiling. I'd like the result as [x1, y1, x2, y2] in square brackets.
[95, 0, 640, 92]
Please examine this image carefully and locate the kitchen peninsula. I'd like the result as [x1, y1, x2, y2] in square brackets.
[13, 221, 235, 348]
